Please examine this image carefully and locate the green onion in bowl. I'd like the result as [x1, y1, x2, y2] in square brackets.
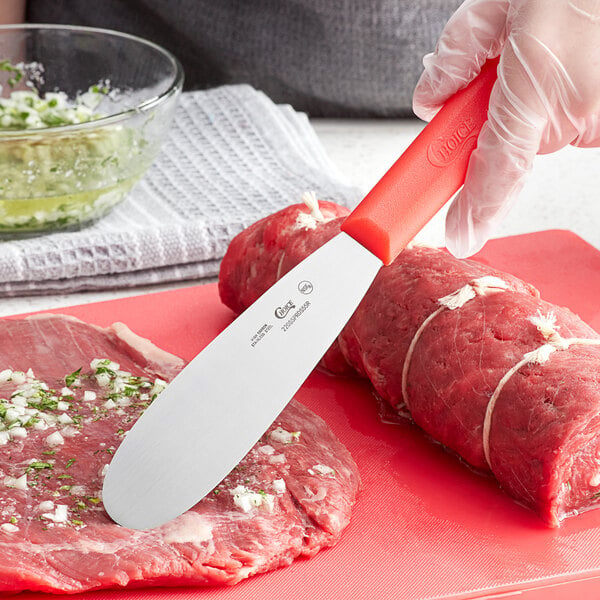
[0, 25, 183, 237]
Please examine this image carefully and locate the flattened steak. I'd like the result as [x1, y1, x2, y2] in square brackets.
[0, 315, 359, 593]
[219, 197, 600, 527]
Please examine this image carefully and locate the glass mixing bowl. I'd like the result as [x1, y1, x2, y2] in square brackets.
[0, 24, 183, 236]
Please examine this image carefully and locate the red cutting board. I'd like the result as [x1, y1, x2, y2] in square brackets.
[10, 230, 600, 600]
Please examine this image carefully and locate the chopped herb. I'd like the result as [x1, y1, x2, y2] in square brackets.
[65, 368, 82, 387]
[26, 461, 53, 472]
[57, 474, 72, 480]
[0, 60, 23, 87]
[71, 519, 84, 526]
[29, 394, 59, 412]
[42, 450, 57, 456]
[95, 366, 116, 377]
[65, 458, 76, 469]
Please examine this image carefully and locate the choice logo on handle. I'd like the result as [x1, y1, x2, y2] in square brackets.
[427, 116, 477, 167]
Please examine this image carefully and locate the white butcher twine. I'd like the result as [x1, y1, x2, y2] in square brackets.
[295, 191, 338, 230]
[401, 276, 509, 411]
[482, 311, 600, 469]
[300, 191, 326, 224]
[278, 192, 337, 279]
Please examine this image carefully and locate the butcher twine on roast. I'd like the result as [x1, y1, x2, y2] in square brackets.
[219, 193, 600, 527]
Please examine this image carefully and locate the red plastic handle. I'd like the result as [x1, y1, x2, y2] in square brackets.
[341, 58, 499, 265]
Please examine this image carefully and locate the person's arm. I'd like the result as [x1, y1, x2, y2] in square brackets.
[413, 0, 600, 258]
[0, 0, 26, 24]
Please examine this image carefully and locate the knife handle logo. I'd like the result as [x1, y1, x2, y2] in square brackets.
[426, 116, 477, 167]
[275, 300, 296, 319]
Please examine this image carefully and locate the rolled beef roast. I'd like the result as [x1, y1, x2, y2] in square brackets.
[219, 196, 600, 527]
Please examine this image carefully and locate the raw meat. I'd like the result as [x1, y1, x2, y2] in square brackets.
[0, 314, 360, 593]
[219, 199, 600, 527]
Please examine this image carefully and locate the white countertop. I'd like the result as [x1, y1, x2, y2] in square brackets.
[2, 118, 599, 317]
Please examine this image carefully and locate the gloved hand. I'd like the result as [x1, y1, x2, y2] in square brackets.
[413, 0, 600, 258]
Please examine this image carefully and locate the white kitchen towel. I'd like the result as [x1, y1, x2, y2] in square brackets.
[0, 85, 362, 296]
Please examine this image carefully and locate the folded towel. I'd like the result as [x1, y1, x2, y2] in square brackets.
[0, 85, 361, 296]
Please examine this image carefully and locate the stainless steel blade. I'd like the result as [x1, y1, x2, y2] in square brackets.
[102, 232, 382, 529]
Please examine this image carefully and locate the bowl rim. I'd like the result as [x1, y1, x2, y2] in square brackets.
[0, 23, 184, 139]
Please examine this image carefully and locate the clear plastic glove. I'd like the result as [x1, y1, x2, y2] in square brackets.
[413, 0, 600, 257]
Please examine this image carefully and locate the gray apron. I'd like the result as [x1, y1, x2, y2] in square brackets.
[26, 0, 461, 116]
